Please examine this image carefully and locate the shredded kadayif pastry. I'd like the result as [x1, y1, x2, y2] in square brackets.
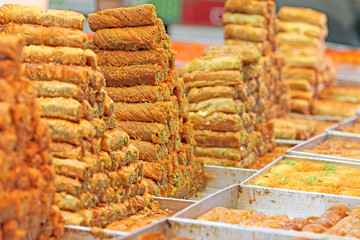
[251, 160, 360, 197]
[305, 139, 360, 160]
[197, 204, 360, 237]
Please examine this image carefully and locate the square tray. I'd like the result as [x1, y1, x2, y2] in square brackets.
[287, 132, 360, 163]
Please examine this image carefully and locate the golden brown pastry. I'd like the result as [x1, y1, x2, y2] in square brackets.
[277, 20, 323, 38]
[95, 48, 166, 67]
[223, 12, 267, 27]
[116, 121, 169, 144]
[225, 0, 269, 15]
[203, 45, 260, 63]
[188, 98, 244, 115]
[290, 89, 313, 101]
[101, 65, 164, 87]
[187, 55, 243, 72]
[2, 23, 87, 48]
[88, 4, 156, 31]
[113, 102, 172, 123]
[251, 160, 360, 197]
[320, 86, 360, 103]
[0, 4, 85, 29]
[194, 129, 249, 147]
[311, 100, 360, 117]
[129, 140, 163, 162]
[22, 45, 96, 70]
[224, 24, 268, 42]
[187, 86, 236, 103]
[189, 112, 244, 132]
[183, 70, 242, 88]
[290, 99, 311, 114]
[94, 25, 159, 50]
[225, 39, 270, 55]
[278, 6, 327, 28]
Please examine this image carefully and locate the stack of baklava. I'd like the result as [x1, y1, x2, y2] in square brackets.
[277, 6, 336, 114]
[89, 4, 204, 198]
[0, 35, 63, 239]
[0, 4, 154, 227]
[183, 46, 270, 168]
[223, 0, 290, 119]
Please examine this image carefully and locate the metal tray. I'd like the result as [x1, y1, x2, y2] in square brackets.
[203, 165, 256, 189]
[287, 132, 360, 163]
[121, 217, 352, 240]
[276, 115, 339, 144]
[63, 226, 125, 240]
[326, 115, 360, 138]
[242, 155, 360, 200]
[288, 113, 346, 122]
[192, 165, 257, 200]
[63, 198, 195, 240]
[275, 139, 304, 146]
[171, 184, 360, 240]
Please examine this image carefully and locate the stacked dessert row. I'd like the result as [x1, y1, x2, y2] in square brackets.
[224, 0, 290, 119]
[0, 35, 63, 239]
[0, 4, 154, 228]
[183, 46, 270, 168]
[89, 4, 204, 198]
[277, 6, 336, 114]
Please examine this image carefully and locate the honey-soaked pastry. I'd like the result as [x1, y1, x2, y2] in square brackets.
[194, 129, 249, 147]
[2, 23, 87, 48]
[222, 12, 267, 28]
[189, 112, 244, 132]
[224, 24, 268, 42]
[22, 63, 89, 87]
[95, 48, 166, 67]
[94, 25, 159, 50]
[34, 81, 85, 102]
[311, 100, 360, 117]
[188, 98, 245, 116]
[225, 0, 269, 15]
[187, 86, 236, 103]
[225, 39, 270, 55]
[277, 32, 321, 48]
[277, 21, 323, 38]
[195, 146, 246, 161]
[203, 45, 261, 63]
[305, 138, 360, 160]
[279, 44, 323, 59]
[129, 140, 164, 162]
[283, 55, 319, 69]
[38, 97, 82, 122]
[116, 121, 169, 144]
[251, 160, 360, 197]
[290, 99, 311, 114]
[302, 205, 348, 233]
[183, 70, 243, 88]
[88, 4, 157, 31]
[320, 86, 360, 103]
[187, 55, 243, 72]
[0, 4, 85, 29]
[290, 89, 313, 101]
[278, 6, 327, 28]
[101, 65, 164, 87]
[22, 45, 95, 67]
[106, 85, 163, 103]
[283, 67, 317, 84]
[42, 118, 82, 145]
[113, 101, 172, 123]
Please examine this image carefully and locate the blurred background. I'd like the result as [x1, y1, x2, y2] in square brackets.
[4, 0, 358, 47]
[1, 0, 359, 75]
[39, 0, 360, 47]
